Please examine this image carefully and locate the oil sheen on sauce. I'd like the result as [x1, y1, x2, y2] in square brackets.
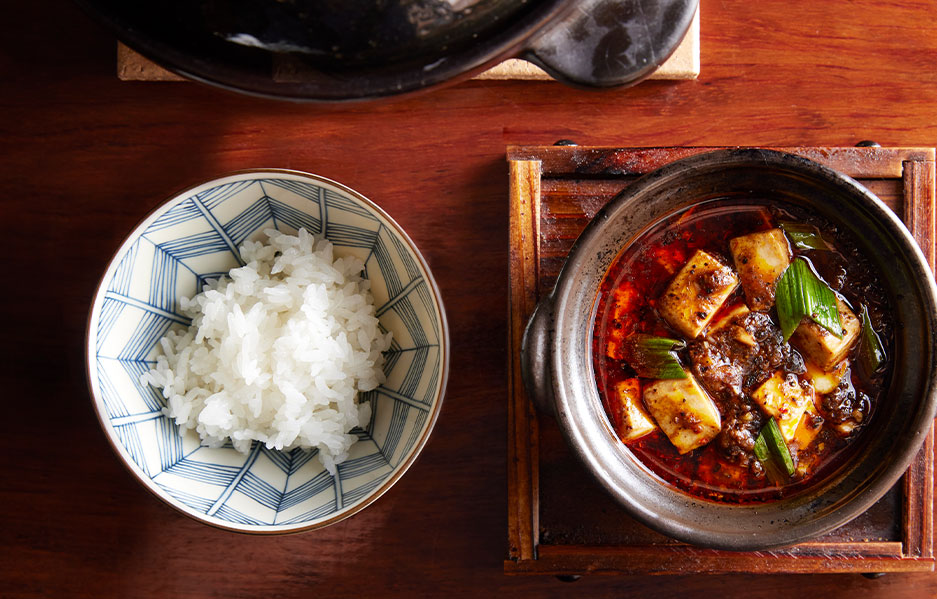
[591, 199, 890, 503]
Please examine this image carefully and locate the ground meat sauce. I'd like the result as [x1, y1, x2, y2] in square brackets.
[592, 200, 892, 503]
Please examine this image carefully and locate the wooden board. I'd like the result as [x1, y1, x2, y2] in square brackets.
[506, 145, 936, 575]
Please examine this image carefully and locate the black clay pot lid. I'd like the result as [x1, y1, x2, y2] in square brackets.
[75, 0, 697, 101]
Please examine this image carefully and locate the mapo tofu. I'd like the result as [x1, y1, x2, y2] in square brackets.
[592, 201, 891, 503]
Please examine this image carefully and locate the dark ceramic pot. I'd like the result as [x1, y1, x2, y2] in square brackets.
[522, 148, 937, 551]
[75, 0, 696, 101]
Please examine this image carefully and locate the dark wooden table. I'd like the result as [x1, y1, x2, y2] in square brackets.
[3, 1, 937, 597]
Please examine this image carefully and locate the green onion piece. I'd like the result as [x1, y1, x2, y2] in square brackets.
[753, 429, 787, 485]
[753, 432, 770, 464]
[858, 305, 886, 374]
[621, 334, 688, 380]
[779, 221, 833, 251]
[775, 258, 842, 341]
[760, 417, 795, 476]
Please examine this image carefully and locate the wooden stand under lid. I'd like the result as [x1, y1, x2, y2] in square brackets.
[506, 145, 935, 575]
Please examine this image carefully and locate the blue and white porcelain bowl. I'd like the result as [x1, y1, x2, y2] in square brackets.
[86, 170, 449, 533]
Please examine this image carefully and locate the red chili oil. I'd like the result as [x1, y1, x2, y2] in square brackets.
[591, 199, 889, 503]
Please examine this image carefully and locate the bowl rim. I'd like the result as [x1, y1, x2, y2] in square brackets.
[544, 148, 937, 550]
[84, 168, 450, 534]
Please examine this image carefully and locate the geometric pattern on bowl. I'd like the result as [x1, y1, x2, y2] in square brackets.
[87, 171, 448, 532]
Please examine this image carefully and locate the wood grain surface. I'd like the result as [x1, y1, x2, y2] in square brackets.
[3, 0, 937, 597]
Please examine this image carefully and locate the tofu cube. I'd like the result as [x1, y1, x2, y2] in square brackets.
[696, 457, 749, 488]
[795, 448, 822, 479]
[650, 244, 688, 275]
[604, 284, 639, 360]
[833, 420, 858, 436]
[705, 303, 750, 337]
[705, 303, 758, 346]
[643, 371, 722, 454]
[791, 399, 824, 451]
[658, 250, 739, 339]
[804, 360, 849, 395]
[790, 297, 861, 370]
[729, 229, 791, 312]
[751, 371, 815, 443]
[608, 379, 657, 442]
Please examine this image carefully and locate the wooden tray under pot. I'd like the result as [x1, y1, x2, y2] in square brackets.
[506, 145, 936, 575]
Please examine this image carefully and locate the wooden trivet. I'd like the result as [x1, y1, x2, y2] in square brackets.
[506, 145, 935, 575]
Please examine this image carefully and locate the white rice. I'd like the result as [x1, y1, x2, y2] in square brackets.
[142, 228, 391, 474]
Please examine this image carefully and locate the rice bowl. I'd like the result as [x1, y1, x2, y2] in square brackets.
[86, 170, 448, 533]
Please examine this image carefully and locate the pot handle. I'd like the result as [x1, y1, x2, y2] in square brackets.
[522, 0, 697, 88]
[521, 295, 556, 416]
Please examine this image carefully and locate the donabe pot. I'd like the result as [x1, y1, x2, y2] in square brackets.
[522, 148, 937, 551]
[75, 0, 696, 101]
